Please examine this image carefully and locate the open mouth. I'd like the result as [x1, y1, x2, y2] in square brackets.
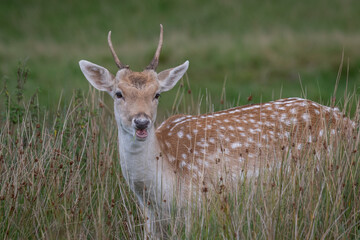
[135, 129, 148, 139]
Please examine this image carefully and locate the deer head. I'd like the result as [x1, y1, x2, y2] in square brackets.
[79, 25, 189, 141]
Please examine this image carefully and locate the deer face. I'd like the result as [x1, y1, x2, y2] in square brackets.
[79, 25, 188, 140]
[79, 60, 189, 141]
[113, 70, 160, 139]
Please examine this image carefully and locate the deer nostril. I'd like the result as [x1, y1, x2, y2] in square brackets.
[134, 119, 150, 130]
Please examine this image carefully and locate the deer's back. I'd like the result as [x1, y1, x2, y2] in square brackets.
[156, 98, 352, 185]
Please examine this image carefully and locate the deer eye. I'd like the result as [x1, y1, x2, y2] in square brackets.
[115, 91, 123, 99]
[154, 93, 161, 100]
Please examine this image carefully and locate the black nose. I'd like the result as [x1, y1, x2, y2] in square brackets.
[134, 118, 150, 130]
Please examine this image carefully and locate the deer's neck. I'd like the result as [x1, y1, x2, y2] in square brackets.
[117, 126, 175, 206]
[118, 127, 158, 182]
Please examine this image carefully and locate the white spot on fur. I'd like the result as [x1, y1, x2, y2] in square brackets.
[177, 131, 184, 138]
[249, 129, 256, 134]
[173, 116, 186, 123]
[200, 148, 207, 154]
[299, 101, 307, 107]
[197, 142, 209, 148]
[241, 106, 260, 111]
[311, 102, 319, 107]
[180, 161, 187, 168]
[168, 155, 175, 162]
[284, 120, 291, 126]
[186, 134, 192, 140]
[265, 121, 273, 127]
[280, 113, 287, 121]
[274, 101, 285, 105]
[231, 142, 242, 149]
[302, 113, 310, 122]
[290, 108, 297, 114]
[237, 126, 244, 131]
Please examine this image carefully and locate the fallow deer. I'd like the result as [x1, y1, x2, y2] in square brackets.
[79, 25, 355, 233]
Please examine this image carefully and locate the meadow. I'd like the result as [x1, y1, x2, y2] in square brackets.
[0, 65, 359, 239]
[1, 0, 360, 239]
[1, 0, 360, 115]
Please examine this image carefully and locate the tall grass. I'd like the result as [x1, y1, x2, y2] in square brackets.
[0, 66, 359, 239]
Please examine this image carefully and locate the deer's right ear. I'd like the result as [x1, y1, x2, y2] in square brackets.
[79, 60, 114, 92]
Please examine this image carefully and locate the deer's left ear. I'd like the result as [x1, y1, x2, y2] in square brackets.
[157, 61, 189, 92]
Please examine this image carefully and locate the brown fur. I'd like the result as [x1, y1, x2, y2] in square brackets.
[156, 98, 354, 188]
[119, 70, 156, 89]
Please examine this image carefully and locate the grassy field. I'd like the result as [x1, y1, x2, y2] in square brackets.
[1, 0, 360, 239]
[1, 0, 360, 117]
[0, 70, 359, 239]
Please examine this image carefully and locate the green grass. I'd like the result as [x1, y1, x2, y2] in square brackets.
[1, 0, 360, 238]
[1, 0, 360, 118]
[0, 67, 359, 239]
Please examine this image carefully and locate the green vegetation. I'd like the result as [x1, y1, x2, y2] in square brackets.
[1, 0, 360, 118]
[1, 0, 360, 238]
[0, 67, 359, 239]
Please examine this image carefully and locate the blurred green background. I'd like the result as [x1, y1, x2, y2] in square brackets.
[1, 0, 360, 118]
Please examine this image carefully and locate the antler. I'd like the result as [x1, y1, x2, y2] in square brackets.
[145, 24, 163, 70]
[108, 31, 129, 69]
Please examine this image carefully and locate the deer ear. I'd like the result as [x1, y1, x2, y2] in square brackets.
[157, 61, 189, 92]
[79, 60, 114, 92]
